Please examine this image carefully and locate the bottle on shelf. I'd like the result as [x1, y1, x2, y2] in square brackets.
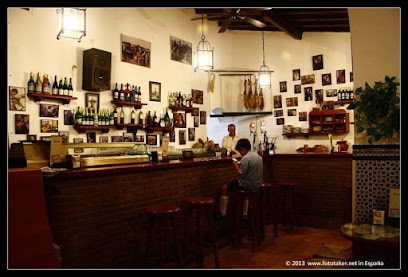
[112, 83, 119, 101]
[159, 114, 165, 128]
[63, 77, 69, 96]
[146, 110, 152, 126]
[113, 107, 118, 125]
[74, 106, 82, 125]
[42, 73, 50, 95]
[152, 111, 158, 126]
[137, 86, 142, 103]
[35, 72, 42, 93]
[138, 109, 144, 125]
[27, 72, 35, 94]
[109, 109, 115, 126]
[130, 108, 136, 124]
[119, 83, 124, 101]
[124, 83, 130, 101]
[58, 78, 64, 95]
[52, 75, 59, 95]
[119, 107, 125, 124]
[164, 107, 171, 128]
[68, 77, 73, 96]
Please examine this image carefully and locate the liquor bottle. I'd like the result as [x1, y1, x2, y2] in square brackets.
[42, 74, 49, 94]
[74, 106, 82, 125]
[119, 83, 124, 101]
[137, 86, 142, 103]
[63, 77, 69, 96]
[146, 110, 152, 126]
[35, 72, 42, 93]
[58, 79, 64, 95]
[124, 83, 130, 101]
[164, 108, 171, 127]
[119, 107, 125, 124]
[138, 109, 144, 124]
[109, 109, 115, 126]
[130, 109, 136, 124]
[112, 83, 119, 100]
[27, 72, 35, 94]
[113, 107, 118, 125]
[159, 114, 165, 128]
[67, 77, 73, 96]
[152, 111, 158, 126]
[131, 85, 136, 102]
[52, 75, 59, 95]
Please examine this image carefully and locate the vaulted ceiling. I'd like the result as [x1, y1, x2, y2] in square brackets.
[193, 8, 350, 40]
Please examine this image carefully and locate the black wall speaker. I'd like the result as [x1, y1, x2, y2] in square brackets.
[82, 48, 112, 92]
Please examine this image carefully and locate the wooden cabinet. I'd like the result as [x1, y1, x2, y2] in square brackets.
[309, 108, 349, 135]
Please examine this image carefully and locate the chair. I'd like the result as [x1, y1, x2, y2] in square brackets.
[259, 182, 278, 239]
[276, 181, 297, 231]
[182, 196, 219, 268]
[230, 189, 262, 252]
[144, 203, 183, 268]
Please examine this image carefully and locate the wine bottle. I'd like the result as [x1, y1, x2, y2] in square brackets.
[124, 83, 130, 101]
[35, 72, 42, 93]
[42, 74, 49, 94]
[164, 107, 171, 127]
[137, 86, 141, 103]
[130, 109, 136, 124]
[113, 107, 118, 125]
[63, 77, 69, 96]
[119, 83, 124, 101]
[119, 107, 125, 124]
[153, 111, 158, 126]
[27, 72, 35, 94]
[74, 106, 82, 125]
[52, 75, 59, 95]
[68, 77, 73, 96]
[112, 83, 119, 100]
[138, 109, 144, 124]
[109, 109, 115, 126]
[58, 79, 64, 95]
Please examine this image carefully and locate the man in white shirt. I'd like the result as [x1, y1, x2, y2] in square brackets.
[222, 124, 241, 158]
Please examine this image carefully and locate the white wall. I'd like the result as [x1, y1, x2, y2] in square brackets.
[8, 8, 355, 153]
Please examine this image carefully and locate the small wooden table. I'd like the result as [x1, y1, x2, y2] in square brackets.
[340, 223, 400, 268]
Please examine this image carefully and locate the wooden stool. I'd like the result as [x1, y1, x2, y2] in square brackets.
[182, 196, 219, 268]
[343, 183, 352, 223]
[230, 189, 261, 252]
[259, 182, 278, 240]
[276, 182, 297, 231]
[144, 203, 183, 268]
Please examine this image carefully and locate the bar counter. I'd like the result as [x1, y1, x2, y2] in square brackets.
[43, 152, 351, 268]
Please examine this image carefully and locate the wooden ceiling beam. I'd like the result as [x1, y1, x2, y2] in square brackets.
[263, 11, 303, 40]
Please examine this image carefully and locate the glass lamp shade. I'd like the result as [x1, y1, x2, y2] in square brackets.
[195, 38, 213, 70]
[258, 64, 271, 88]
[57, 8, 86, 42]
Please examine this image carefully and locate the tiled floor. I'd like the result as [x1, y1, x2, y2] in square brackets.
[200, 224, 352, 269]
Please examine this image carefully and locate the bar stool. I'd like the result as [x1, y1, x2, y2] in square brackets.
[230, 189, 261, 252]
[259, 182, 278, 240]
[144, 203, 184, 268]
[276, 181, 297, 231]
[182, 196, 219, 268]
[343, 183, 352, 223]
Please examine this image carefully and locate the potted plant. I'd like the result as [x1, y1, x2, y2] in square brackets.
[347, 75, 400, 144]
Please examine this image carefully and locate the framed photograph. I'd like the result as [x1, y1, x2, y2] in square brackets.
[294, 84, 301, 94]
[86, 132, 96, 143]
[301, 74, 315, 85]
[276, 118, 285, 125]
[40, 119, 58, 133]
[286, 97, 298, 107]
[59, 131, 69, 144]
[123, 132, 134, 142]
[279, 81, 287, 92]
[121, 33, 151, 68]
[64, 110, 75, 125]
[173, 112, 186, 128]
[178, 130, 186, 145]
[15, 114, 29, 134]
[299, 111, 308, 121]
[322, 73, 332, 86]
[111, 135, 124, 142]
[312, 54, 323, 70]
[99, 135, 109, 143]
[326, 89, 338, 97]
[146, 134, 157, 145]
[274, 109, 283, 117]
[85, 93, 99, 112]
[73, 138, 84, 153]
[149, 81, 161, 102]
[169, 130, 176, 142]
[9, 86, 26, 111]
[26, 134, 37, 141]
[193, 116, 199, 127]
[135, 135, 145, 143]
[336, 69, 346, 84]
[199, 111, 206, 125]
[315, 89, 324, 104]
[273, 95, 282, 109]
[191, 107, 199, 116]
[287, 109, 297, 116]
[188, 127, 195, 141]
[192, 89, 204, 104]
[170, 36, 192, 65]
[292, 69, 300, 81]
[40, 104, 59, 118]
[304, 87, 313, 101]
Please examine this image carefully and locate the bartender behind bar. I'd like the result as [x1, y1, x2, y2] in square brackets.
[222, 124, 241, 158]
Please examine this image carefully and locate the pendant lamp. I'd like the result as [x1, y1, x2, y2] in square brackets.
[57, 8, 86, 42]
[195, 16, 214, 71]
[258, 31, 271, 88]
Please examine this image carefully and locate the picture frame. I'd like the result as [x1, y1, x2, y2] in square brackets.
[273, 95, 282, 109]
[188, 127, 195, 141]
[192, 89, 204, 104]
[73, 138, 84, 153]
[312, 54, 323, 70]
[146, 134, 158, 145]
[40, 104, 59, 118]
[326, 89, 338, 97]
[191, 107, 199, 116]
[287, 109, 297, 116]
[173, 112, 186, 128]
[15, 114, 29, 134]
[85, 93, 99, 112]
[279, 81, 287, 92]
[276, 118, 285, 125]
[149, 81, 161, 102]
[294, 84, 301, 94]
[299, 111, 308, 121]
[9, 86, 26, 111]
[274, 109, 283, 117]
[99, 135, 109, 143]
[135, 135, 145, 143]
[315, 89, 324, 104]
[292, 69, 300, 81]
[199, 111, 206, 125]
[304, 87, 313, 101]
[59, 131, 69, 144]
[111, 135, 124, 142]
[40, 119, 58, 133]
[322, 73, 332, 86]
[178, 130, 186, 145]
[123, 132, 134, 142]
[301, 74, 315, 85]
[170, 36, 192, 65]
[336, 69, 346, 84]
[121, 33, 151, 68]
[26, 134, 37, 141]
[286, 97, 298, 107]
[86, 132, 96, 143]
[64, 110, 75, 125]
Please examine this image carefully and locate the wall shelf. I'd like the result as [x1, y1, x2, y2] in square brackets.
[210, 111, 272, 118]
[170, 106, 195, 113]
[111, 100, 147, 109]
[74, 125, 110, 133]
[27, 93, 77, 105]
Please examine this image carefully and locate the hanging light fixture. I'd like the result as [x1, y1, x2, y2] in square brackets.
[258, 31, 271, 88]
[56, 8, 87, 42]
[195, 16, 214, 71]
